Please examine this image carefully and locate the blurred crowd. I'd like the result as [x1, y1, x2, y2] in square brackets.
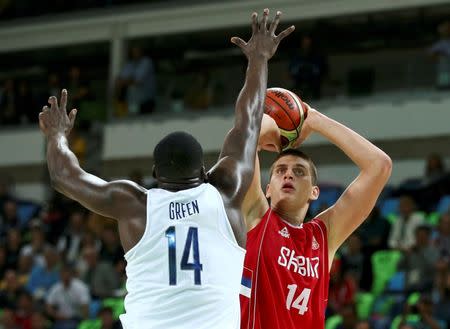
[316, 153, 450, 329]
[2, 16, 450, 125]
[0, 0, 161, 20]
[0, 150, 449, 329]
[1, 4, 450, 329]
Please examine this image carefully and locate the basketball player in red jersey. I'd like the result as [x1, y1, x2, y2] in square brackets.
[240, 105, 392, 329]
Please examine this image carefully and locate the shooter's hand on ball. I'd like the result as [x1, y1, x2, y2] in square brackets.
[292, 102, 317, 147]
[231, 9, 295, 60]
[39, 89, 77, 138]
[258, 114, 281, 153]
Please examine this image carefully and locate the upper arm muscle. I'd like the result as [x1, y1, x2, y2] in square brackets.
[56, 169, 146, 220]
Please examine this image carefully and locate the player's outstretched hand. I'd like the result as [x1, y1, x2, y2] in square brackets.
[231, 9, 295, 60]
[39, 89, 77, 138]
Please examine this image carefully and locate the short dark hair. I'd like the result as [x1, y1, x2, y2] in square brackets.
[153, 132, 204, 180]
[270, 149, 318, 185]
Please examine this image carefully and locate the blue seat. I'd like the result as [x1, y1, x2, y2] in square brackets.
[310, 185, 343, 216]
[379, 198, 400, 218]
[387, 271, 405, 292]
[436, 195, 450, 214]
[17, 201, 41, 228]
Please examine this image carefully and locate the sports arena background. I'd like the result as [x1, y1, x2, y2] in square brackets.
[0, 1, 449, 328]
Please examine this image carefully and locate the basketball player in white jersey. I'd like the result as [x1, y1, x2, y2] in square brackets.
[38, 9, 294, 329]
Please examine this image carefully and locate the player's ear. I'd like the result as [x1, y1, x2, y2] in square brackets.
[310, 185, 319, 201]
[152, 165, 157, 179]
[265, 183, 271, 199]
[200, 166, 207, 182]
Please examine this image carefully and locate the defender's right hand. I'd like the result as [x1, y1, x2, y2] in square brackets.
[231, 9, 295, 60]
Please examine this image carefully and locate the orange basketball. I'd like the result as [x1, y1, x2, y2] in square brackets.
[264, 88, 308, 150]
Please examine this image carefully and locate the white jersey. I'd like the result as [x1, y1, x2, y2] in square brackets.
[120, 183, 245, 329]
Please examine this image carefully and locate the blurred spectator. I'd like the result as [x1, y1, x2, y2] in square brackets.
[20, 220, 49, 267]
[1, 199, 20, 236]
[66, 66, 91, 111]
[98, 307, 122, 329]
[99, 227, 123, 263]
[116, 46, 156, 115]
[0, 269, 25, 309]
[355, 320, 372, 329]
[26, 246, 60, 301]
[16, 253, 33, 287]
[30, 311, 50, 329]
[429, 21, 450, 90]
[46, 263, 90, 329]
[398, 324, 415, 329]
[357, 207, 391, 291]
[0, 308, 19, 329]
[14, 291, 33, 329]
[184, 70, 215, 111]
[425, 153, 445, 183]
[0, 175, 14, 209]
[41, 194, 71, 241]
[0, 78, 19, 125]
[388, 196, 425, 251]
[15, 80, 38, 124]
[399, 295, 446, 329]
[68, 127, 87, 166]
[57, 209, 87, 264]
[341, 234, 364, 288]
[357, 207, 390, 252]
[5, 228, 22, 269]
[336, 303, 358, 329]
[433, 212, 450, 264]
[0, 246, 7, 280]
[44, 73, 61, 99]
[80, 246, 120, 299]
[327, 257, 356, 316]
[288, 35, 328, 101]
[433, 270, 450, 328]
[398, 225, 440, 293]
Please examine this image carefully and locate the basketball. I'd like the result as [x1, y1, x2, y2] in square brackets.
[264, 87, 308, 150]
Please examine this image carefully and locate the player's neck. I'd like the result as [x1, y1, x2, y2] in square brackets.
[272, 203, 308, 227]
[157, 177, 205, 192]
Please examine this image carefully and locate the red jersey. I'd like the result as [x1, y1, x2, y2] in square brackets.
[240, 209, 329, 329]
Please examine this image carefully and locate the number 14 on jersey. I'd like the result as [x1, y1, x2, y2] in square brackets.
[165, 226, 203, 286]
[286, 284, 311, 315]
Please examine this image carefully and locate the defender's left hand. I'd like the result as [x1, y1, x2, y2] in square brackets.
[39, 89, 77, 138]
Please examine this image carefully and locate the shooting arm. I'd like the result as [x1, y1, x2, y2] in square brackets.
[311, 110, 392, 254]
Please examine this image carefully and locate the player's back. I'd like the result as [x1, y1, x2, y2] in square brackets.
[121, 183, 245, 329]
[240, 209, 329, 329]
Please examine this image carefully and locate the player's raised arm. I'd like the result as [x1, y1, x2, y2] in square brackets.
[39, 90, 146, 221]
[209, 9, 294, 206]
[298, 105, 392, 257]
[242, 114, 281, 230]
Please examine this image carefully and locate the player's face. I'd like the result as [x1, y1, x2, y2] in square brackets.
[266, 155, 319, 207]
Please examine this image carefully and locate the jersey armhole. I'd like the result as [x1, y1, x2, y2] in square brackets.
[247, 208, 271, 235]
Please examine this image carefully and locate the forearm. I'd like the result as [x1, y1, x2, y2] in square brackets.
[310, 111, 390, 172]
[234, 56, 268, 141]
[46, 133, 82, 191]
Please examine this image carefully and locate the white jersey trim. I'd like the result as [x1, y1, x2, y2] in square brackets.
[214, 185, 246, 253]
